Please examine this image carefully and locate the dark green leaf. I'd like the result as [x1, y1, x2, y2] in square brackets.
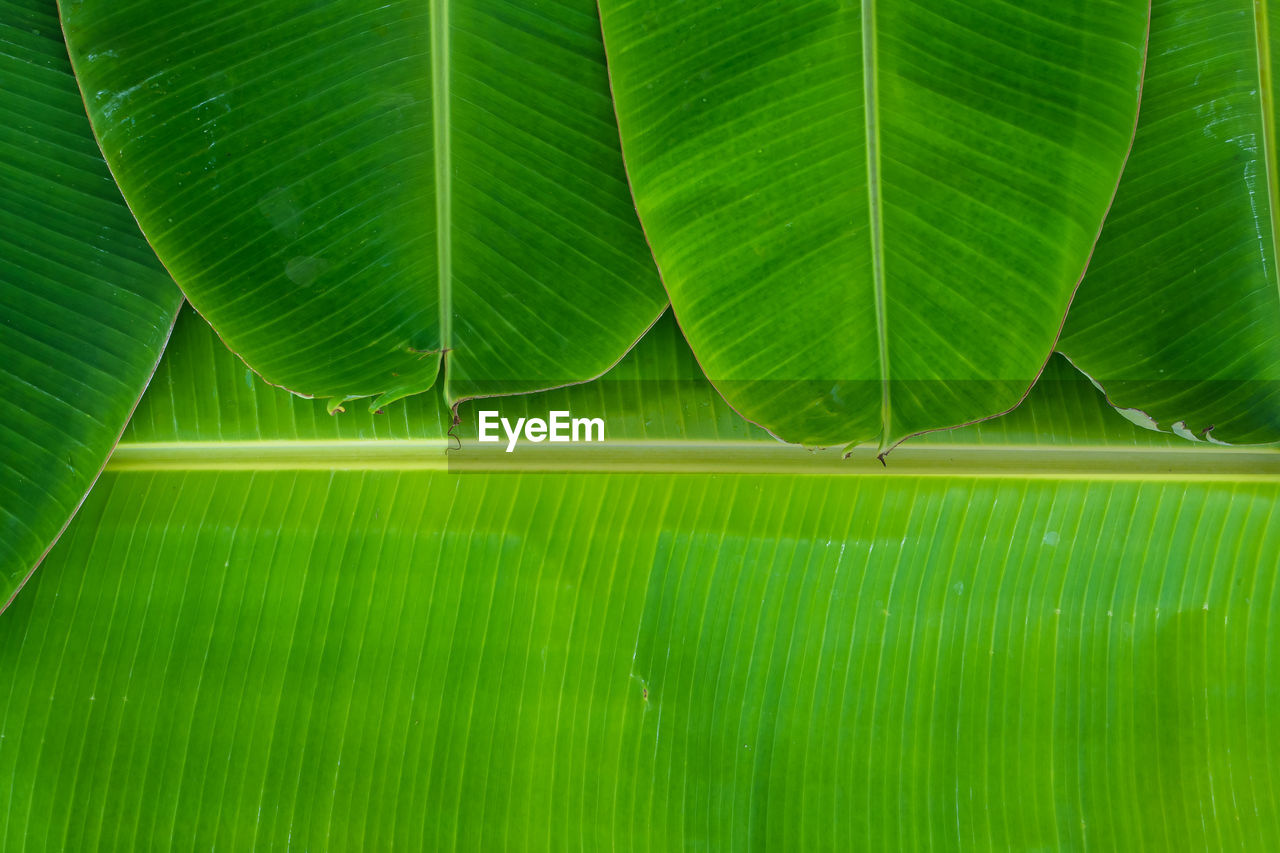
[598, 0, 1149, 451]
[1060, 0, 1280, 445]
[0, 0, 180, 607]
[59, 0, 666, 406]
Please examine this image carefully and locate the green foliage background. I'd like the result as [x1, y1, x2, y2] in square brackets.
[3, 0, 1280, 848]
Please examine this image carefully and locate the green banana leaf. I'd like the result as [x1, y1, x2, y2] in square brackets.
[597, 0, 1150, 452]
[122, 305, 763, 448]
[122, 306, 1217, 463]
[57, 0, 666, 407]
[2, 304, 1278, 847]
[1059, 0, 1280, 446]
[0, 0, 181, 608]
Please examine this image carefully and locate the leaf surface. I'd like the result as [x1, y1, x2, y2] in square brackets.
[2, 296, 1276, 844]
[58, 0, 666, 406]
[120, 307, 1226, 466]
[597, 0, 1150, 451]
[0, 0, 181, 607]
[1059, 0, 1280, 445]
[2, 468, 1278, 848]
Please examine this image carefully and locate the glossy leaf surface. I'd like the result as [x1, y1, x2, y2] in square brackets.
[58, 0, 665, 406]
[598, 0, 1149, 450]
[1060, 0, 1280, 445]
[0, 0, 180, 607]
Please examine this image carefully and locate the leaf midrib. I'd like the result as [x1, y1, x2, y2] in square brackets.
[862, 0, 891, 449]
[1255, 0, 1280, 298]
[432, 0, 452, 354]
[105, 440, 1280, 480]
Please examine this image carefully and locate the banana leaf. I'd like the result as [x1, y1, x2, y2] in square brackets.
[0, 0, 181, 607]
[57, 0, 666, 407]
[1, 306, 1277, 848]
[596, 0, 1150, 452]
[1059, 0, 1280, 445]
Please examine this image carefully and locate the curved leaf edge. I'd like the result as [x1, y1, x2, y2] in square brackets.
[442, 302, 669, 421]
[599, 0, 1154, 459]
[0, 300, 183, 617]
[1055, 351, 1280, 449]
[56, 4, 669, 416]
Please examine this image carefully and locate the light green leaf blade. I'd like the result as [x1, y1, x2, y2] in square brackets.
[1059, 0, 1280, 445]
[123, 306, 454, 444]
[598, 0, 1149, 452]
[0, 0, 181, 607]
[58, 0, 666, 406]
[1, 469, 1277, 848]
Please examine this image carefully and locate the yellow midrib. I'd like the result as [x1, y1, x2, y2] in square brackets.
[104, 440, 1280, 480]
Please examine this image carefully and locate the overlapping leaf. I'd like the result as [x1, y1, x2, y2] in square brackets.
[4, 262, 1278, 845]
[59, 0, 666, 408]
[598, 0, 1150, 451]
[1060, 0, 1280, 445]
[125, 306, 1214, 455]
[0, 0, 180, 607]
